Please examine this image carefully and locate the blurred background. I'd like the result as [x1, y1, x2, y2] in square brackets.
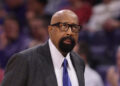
[0, 0, 120, 86]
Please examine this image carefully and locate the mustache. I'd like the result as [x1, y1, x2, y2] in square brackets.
[62, 36, 75, 43]
[59, 36, 76, 53]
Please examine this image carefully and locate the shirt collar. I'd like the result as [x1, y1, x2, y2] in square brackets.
[49, 39, 71, 69]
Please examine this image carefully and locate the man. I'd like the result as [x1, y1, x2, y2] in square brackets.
[1, 10, 85, 86]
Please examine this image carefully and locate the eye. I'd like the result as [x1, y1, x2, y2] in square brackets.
[71, 25, 80, 32]
[59, 23, 68, 31]
[62, 23, 67, 27]
[72, 25, 77, 29]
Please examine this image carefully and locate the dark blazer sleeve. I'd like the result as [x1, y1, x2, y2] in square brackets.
[1, 53, 28, 86]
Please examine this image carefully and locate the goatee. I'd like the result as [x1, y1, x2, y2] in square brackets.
[59, 36, 75, 53]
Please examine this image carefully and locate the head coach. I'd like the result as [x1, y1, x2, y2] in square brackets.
[1, 9, 85, 86]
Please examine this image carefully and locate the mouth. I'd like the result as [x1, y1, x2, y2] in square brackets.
[63, 39, 72, 44]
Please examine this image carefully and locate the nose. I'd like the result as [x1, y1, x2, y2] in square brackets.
[66, 27, 73, 36]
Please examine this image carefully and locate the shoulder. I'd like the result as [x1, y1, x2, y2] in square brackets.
[85, 66, 103, 85]
[20, 44, 43, 55]
[17, 41, 48, 57]
[7, 43, 46, 67]
[85, 66, 102, 80]
[70, 51, 85, 68]
[71, 51, 85, 63]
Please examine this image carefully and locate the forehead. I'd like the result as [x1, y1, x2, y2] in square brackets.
[60, 15, 78, 24]
[51, 11, 79, 24]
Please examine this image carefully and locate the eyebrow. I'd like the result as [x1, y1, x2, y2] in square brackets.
[61, 22, 77, 25]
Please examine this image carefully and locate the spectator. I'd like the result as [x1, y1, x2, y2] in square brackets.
[74, 42, 104, 86]
[45, 0, 63, 14]
[28, 16, 49, 47]
[0, 15, 30, 69]
[87, 0, 120, 32]
[0, 25, 7, 50]
[4, 0, 26, 27]
[78, 18, 120, 68]
[27, 0, 48, 15]
[0, 4, 7, 24]
[106, 46, 120, 86]
[62, 0, 92, 25]
[26, 0, 51, 30]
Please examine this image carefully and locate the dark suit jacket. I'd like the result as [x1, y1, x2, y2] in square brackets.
[1, 42, 85, 86]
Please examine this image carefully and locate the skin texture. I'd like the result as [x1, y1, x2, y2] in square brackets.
[48, 10, 79, 56]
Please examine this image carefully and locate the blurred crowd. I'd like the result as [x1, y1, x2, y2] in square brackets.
[0, 0, 120, 86]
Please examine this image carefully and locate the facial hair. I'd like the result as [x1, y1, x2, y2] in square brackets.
[58, 36, 75, 53]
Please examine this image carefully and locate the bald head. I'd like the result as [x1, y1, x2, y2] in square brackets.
[51, 10, 79, 25]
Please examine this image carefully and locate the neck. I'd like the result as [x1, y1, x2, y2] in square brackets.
[58, 48, 69, 57]
[50, 39, 69, 57]
[61, 51, 68, 57]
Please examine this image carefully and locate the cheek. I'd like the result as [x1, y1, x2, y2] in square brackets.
[54, 33, 62, 44]
[50, 29, 62, 46]
[74, 34, 79, 43]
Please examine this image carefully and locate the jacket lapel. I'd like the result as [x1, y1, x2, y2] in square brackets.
[38, 42, 58, 86]
[70, 52, 85, 86]
[38, 42, 84, 86]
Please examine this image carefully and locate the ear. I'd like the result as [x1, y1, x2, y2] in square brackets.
[48, 26, 53, 36]
[48, 26, 52, 32]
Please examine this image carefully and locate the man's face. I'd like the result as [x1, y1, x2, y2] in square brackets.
[29, 19, 47, 40]
[4, 19, 19, 40]
[49, 14, 79, 53]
